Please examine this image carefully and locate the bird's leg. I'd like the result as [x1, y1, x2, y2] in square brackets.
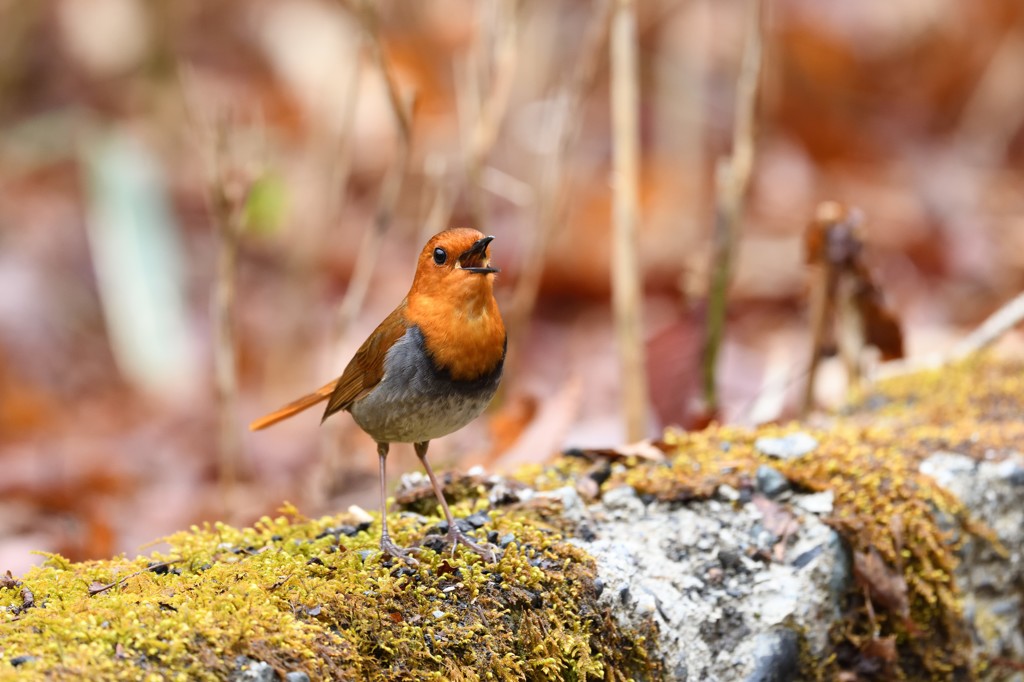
[376, 442, 418, 565]
[414, 441, 496, 562]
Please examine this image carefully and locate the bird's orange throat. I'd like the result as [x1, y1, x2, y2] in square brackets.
[405, 279, 505, 382]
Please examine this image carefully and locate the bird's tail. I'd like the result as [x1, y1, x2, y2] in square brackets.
[249, 379, 338, 431]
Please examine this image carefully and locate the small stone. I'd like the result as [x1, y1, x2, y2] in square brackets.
[429, 521, 450, 535]
[432, 610, 446, 619]
[285, 673, 311, 682]
[995, 457, 1024, 486]
[347, 505, 374, 525]
[746, 628, 800, 682]
[499, 533, 516, 549]
[717, 484, 741, 502]
[593, 578, 604, 598]
[356, 549, 374, 562]
[454, 518, 475, 534]
[487, 530, 499, 544]
[794, 490, 834, 515]
[634, 590, 657, 616]
[718, 549, 743, 572]
[464, 511, 490, 528]
[421, 536, 446, 554]
[791, 544, 824, 569]
[755, 432, 818, 460]
[920, 451, 976, 488]
[10, 655, 38, 667]
[602, 485, 643, 512]
[234, 660, 275, 682]
[755, 465, 791, 498]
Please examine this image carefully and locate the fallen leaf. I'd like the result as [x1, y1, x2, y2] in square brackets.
[853, 548, 910, 619]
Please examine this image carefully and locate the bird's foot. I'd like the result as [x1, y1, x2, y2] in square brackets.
[446, 528, 497, 563]
[379, 535, 420, 566]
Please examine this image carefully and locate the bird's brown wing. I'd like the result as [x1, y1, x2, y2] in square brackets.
[322, 301, 409, 421]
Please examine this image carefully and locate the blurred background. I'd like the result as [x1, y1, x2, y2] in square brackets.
[1, 0, 1022, 573]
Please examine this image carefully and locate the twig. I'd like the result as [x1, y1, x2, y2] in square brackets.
[952, 290, 1024, 359]
[504, 0, 613, 388]
[701, 0, 764, 415]
[610, 0, 649, 441]
[88, 560, 182, 596]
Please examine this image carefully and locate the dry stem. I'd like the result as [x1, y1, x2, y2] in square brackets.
[610, 0, 649, 441]
[701, 0, 763, 414]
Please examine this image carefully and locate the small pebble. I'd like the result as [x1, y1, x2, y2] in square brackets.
[755, 433, 818, 460]
[717, 484, 741, 502]
[10, 655, 38, 667]
[755, 465, 791, 498]
[791, 544, 824, 569]
[357, 549, 374, 562]
[794, 490, 834, 515]
[285, 673, 311, 682]
[499, 533, 516, 549]
[464, 512, 490, 529]
[347, 505, 374, 525]
[421, 536, 446, 554]
[432, 610, 446, 619]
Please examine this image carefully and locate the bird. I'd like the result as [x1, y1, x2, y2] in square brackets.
[250, 228, 505, 564]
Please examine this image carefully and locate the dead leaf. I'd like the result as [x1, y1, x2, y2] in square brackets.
[853, 548, 910, 619]
[564, 439, 669, 463]
[1, 570, 21, 589]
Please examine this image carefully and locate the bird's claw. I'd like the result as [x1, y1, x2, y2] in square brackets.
[379, 536, 421, 566]
[446, 528, 498, 563]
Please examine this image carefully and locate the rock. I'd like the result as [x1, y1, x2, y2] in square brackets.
[755, 433, 818, 460]
[285, 673, 311, 682]
[231, 659, 275, 682]
[601, 485, 645, 515]
[921, 451, 1024, 670]
[793, 490, 834, 515]
[755, 466, 791, 498]
[571, 487, 847, 679]
[717, 484, 741, 502]
[744, 628, 801, 682]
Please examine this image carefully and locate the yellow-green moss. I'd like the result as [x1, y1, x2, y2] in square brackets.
[529, 354, 1019, 681]
[2, 355, 1020, 681]
[0, 502, 659, 681]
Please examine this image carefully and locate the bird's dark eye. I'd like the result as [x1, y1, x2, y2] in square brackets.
[433, 247, 447, 265]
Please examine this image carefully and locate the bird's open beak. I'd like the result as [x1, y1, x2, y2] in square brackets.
[459, 236, 499, 274]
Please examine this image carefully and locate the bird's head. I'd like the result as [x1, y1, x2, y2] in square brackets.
[410, 228, 499, 307]
[406, 228, 505, 379]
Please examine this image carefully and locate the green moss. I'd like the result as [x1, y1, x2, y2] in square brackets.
[0, 501, 659, 681]
[2, 355, 1019, 680]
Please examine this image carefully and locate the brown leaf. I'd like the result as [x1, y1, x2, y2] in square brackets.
[20, 586, 34, 611]
[564, 439, 669, 463]
[751, 494, 800, 540]
[1, 570, 21, 589]
[853, 548, 910, 619]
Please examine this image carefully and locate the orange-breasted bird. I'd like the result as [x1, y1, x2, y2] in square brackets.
[250, 228, 505, 563]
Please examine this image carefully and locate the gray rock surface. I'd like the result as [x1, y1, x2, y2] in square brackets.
[921, 451, 1024, 681]
[566, 484, 849, 680]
